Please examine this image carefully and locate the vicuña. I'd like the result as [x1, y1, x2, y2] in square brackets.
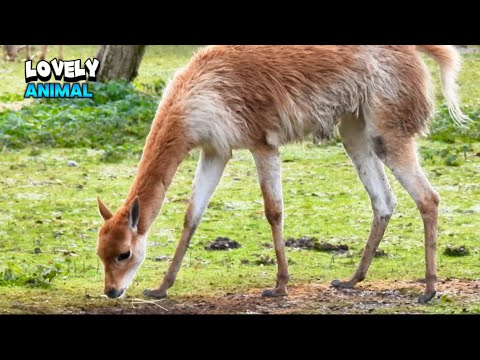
[96, 45, 468, 303]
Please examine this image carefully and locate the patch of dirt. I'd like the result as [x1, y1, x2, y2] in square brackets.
[285, 236, 316, 249]
[314, 242, 349, 253]
[154, 255, 170, 262]
[443, 245, 470, 257]
[373, 249, 388, 257]
[63, 278, 480, 315]
[204, 237, 241, 251]
[285, 236, 349, 253]
[253, 254, 276, 266]
[359, 248, 389, 258]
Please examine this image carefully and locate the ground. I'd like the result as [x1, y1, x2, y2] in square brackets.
[0, 45, 479, 314]
[1, 142, 479, 314]
[6, 279, 480, 314]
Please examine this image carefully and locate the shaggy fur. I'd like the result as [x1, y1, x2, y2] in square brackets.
[97, 45, 467, 303]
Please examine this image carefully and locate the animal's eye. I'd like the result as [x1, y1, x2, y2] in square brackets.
[117, 251, 131, 261]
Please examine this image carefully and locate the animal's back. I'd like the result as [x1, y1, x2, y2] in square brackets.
[162, 45, 431, 155]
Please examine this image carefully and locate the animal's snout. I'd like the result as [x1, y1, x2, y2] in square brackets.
[105, 287, 124, 299]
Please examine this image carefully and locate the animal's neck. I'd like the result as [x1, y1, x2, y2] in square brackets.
[121, 106, 191, 235]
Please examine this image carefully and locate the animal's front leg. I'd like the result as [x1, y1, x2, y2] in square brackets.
[251, 145, 289, 297]
[143, 150, 230, 299]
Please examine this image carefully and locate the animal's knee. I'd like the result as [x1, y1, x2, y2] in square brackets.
[384, 193, 397, 213]
[387, 195, 398, 216]
[376, 195, 397, 222]
[184, 202, 202, 229]
[265, 210, 282, 225]
[418, 190, 440, 215]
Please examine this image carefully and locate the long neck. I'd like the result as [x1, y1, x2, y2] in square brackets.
[121, 107, 191, 235]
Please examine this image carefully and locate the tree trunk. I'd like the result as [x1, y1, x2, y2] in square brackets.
[96, 45, 146, 82]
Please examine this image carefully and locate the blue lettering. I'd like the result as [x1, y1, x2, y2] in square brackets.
[55, 83, 69, 98]
[37, 83, 50, 97]
[70, 83, 82, 98]
[82, 83, 93, 98]
[24, 83, 37, 98]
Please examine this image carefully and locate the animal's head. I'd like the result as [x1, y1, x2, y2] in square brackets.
[96, 196, 146, 299]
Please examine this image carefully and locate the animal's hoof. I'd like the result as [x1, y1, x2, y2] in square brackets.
[143, 289, 168, 299]
[262, 288, 288, 297]
[418, 291, 436, 304]
[331, 279, 355, 289]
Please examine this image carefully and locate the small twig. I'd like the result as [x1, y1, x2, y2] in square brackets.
[129, 298, 169, 312]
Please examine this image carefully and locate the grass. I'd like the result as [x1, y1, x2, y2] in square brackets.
[0, 45, 200, 96]
[0, 46, 479, 313]
[0, 141, 479, 313]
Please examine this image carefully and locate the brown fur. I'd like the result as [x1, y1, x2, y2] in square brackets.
[416, 45, 457, 68]
[185, 46, 433, 141]
[97, 45, 467, 302]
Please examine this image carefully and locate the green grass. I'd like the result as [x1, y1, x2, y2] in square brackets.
[0, 46, 479, 313]
[0, 141, 479, 313]
[0, 45, 200, 96]
[0, 80, 158, 151]
[1, 47, 479, 154]
[0, 46, 202, 155]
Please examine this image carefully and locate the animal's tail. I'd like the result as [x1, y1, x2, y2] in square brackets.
[416, 45, 470, 127]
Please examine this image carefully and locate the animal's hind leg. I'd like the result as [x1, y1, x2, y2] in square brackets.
[371, 132, 439, 303]
[331, 114, 397, 289]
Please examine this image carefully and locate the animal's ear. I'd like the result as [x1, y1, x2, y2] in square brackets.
[128, 196, 140, 232]
[97, 196, 113, 221]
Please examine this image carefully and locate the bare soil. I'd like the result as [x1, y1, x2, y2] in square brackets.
[58, 278, 480, 314]
[285, 236, 349, 253]
[204, 237, 241, 251]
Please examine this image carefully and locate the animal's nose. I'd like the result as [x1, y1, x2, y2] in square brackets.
[105, 288, 124, 299]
